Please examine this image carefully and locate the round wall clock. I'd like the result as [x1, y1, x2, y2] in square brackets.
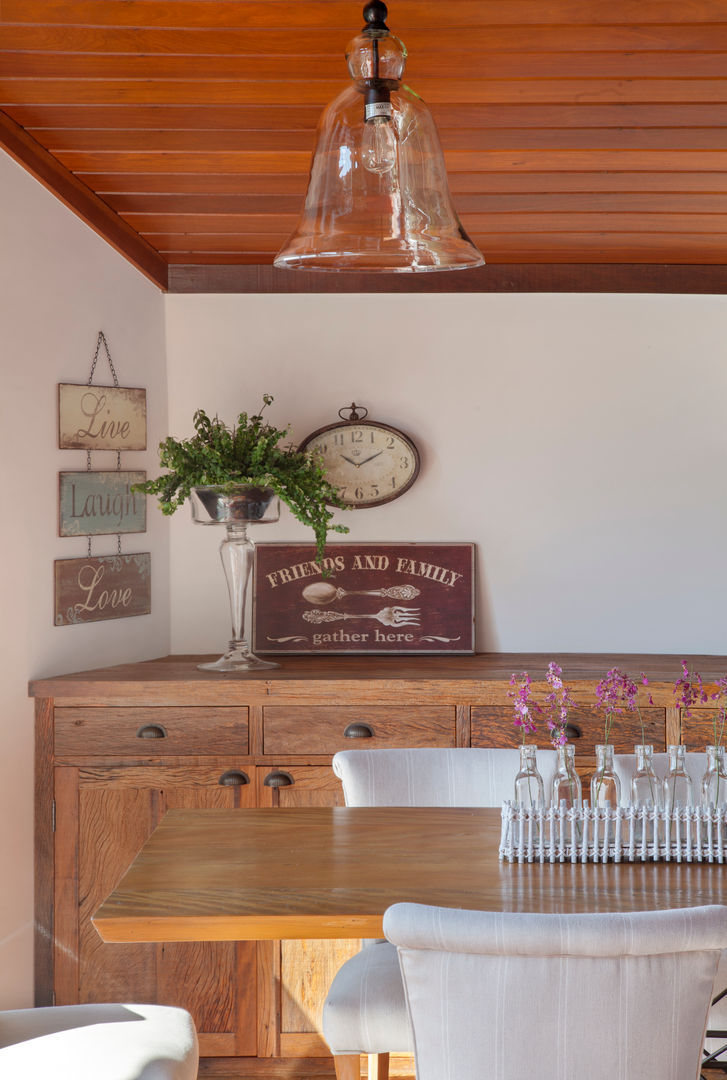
[298, 403, 420, 509]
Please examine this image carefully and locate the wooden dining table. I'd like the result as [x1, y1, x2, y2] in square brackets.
[91, 805, 727, 944]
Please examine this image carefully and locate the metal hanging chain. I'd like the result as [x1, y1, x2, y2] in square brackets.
[85, 331, 123, 558]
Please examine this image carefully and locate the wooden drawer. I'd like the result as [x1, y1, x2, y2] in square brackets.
[471, 706, 666, 757]
[54, 707, 248, 756]
[263, 706, 456, 754]
[681, 708, 725, 752]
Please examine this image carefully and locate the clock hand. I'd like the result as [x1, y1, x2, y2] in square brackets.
[356, 451, 384, 467]
[340, 454, 360, 468]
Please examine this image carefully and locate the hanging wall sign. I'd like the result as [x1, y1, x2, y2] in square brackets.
[58, 471, 146, 537]
[253, 542, 475, 655]
[54, 553, 151, 626]
[58, 383, 147, 450]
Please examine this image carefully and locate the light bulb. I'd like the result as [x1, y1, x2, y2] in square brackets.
[362, 116, 397, 174]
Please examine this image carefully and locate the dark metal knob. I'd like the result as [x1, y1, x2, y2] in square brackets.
[344, 722, 374, 739]
[363, 1, 388, 30]
[565, 724, 582, 740]
[218, 770, 250, 786]
[264, 771, 294, 788]
[136, 724, 167, 739]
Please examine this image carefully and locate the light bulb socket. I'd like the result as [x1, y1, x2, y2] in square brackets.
[364, 85, 392, 121]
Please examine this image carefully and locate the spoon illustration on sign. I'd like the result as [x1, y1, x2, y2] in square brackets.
[301, 582, 420, 605]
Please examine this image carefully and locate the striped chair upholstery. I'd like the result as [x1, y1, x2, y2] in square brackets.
[384, 902, 727, 1080]
[615, 750, 725, 1075]
[322, 747, 558, 1080]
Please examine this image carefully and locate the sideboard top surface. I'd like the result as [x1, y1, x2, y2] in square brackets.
[28, 652, 727, 706]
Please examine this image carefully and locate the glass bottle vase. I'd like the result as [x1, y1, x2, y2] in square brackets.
[551, 743, 582, 810]
[514, 744, 545, 811]
[662, 744, 694, 812]
[631, 744, 662, 810]
[701, 745, 727, 811]
[590, 744, 621, 810]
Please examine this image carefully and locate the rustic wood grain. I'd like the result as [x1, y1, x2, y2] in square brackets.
[0, 109, 167, 287]
[29, 653, 727, 706]
[681, 709, 727, 752]
[263, 707, 456, 755]
[3, 0, 727, 278]
[54, 706, 249, 756]
[471, 705, 666, 755]
[92, 805, 727, 944]
[34, 698, 54, 1006]
[167, 263, 727, 294]
[68, 763, 258, 1056]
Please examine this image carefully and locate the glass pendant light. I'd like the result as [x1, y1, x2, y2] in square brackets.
[274, 1, 484, 273]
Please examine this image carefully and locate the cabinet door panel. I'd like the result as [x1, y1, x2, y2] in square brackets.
[55, 763, 257, 1057]
[259, 765, 360, 1057]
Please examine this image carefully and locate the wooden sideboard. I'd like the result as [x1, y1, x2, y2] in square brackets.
[29, 652, 725, 1079]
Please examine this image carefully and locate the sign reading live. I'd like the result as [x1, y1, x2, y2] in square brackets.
[253, 542, 474, 655]
[54, 553, 151, 625]
[58, 383, 147, 450]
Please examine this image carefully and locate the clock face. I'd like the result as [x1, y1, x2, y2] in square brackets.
[300, 421, 420, 508]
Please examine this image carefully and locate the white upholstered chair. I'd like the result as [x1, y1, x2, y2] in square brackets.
[615, 750, 725, 1075]
[322, 746, 558, 1080]
[0, 1002, 198, 1078]
[384, 901, 727, 1080]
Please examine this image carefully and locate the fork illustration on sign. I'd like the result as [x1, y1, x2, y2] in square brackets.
[302, 607, 420, 627]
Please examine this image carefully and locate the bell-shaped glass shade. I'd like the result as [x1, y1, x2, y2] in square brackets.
[275, 21, 484, 272]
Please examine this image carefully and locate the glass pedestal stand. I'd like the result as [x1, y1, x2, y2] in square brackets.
[191, 485, 279, 673]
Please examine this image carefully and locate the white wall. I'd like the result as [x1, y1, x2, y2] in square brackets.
[165, 292, 727, 656]
[0, 151, 169, 1008]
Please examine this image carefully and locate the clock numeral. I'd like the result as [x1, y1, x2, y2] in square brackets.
[401, 456, 409, 468]
[371, 484, 379, 497]
[386, 436, 395, 449]
[338, 486, 347, 498]
[391, 476, 397, 488]
[352, 430, 363, 443]
[355, 486, 364, 500]
[333, 433, 344, 445]
[370, 431, 375, 443]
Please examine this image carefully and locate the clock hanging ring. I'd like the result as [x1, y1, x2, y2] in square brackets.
[298, 403, 420, 509]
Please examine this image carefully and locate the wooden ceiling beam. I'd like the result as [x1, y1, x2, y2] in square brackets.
[2, 0, 725, 29]
[5, 24, 727, 53]
[3, 78, 727, 107]
[166, 263, 727, 292]
[0, 108, 167, 288]
[8, 103, 727, 131]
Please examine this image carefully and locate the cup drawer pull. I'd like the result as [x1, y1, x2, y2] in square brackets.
[218, 770, 250, 787]
[343, 722, 374, 739]
[136, 724, 167, 739]
[565, 724, 582, 740]
[264, 771, 294, 788]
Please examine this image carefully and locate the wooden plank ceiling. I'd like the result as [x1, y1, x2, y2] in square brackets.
[1, 0, 727, 292]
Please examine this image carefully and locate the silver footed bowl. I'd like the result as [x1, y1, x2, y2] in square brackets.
[190, 485, 280, 525]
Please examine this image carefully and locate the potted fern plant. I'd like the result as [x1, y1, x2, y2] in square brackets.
[135, 395, 348, 673]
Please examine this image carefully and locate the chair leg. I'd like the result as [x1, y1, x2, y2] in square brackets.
[368, 1052, 390, 1080]
[334, 1054, 361, 1080]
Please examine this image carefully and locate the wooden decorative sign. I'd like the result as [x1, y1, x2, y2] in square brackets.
[58, 383, 147, 450]
[54, 553, 151, 625]
[59, 471, 146, 537]
[253, 542, 474, 655]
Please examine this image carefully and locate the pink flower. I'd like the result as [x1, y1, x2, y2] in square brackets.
[595, 667, 642, 743]
[544, 661, 575, 748]
[673, 661, 708, 718]
[508, 672, 541, 742]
